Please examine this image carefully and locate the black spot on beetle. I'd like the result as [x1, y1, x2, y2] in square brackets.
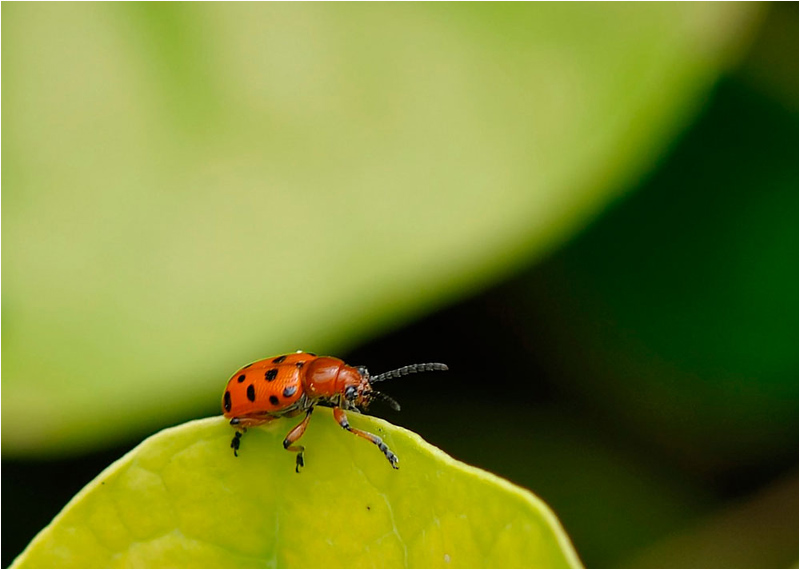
[269, 395, 280, 406]
[296, 361, 305, 369]
[273, 355, 287, 364]
[246, 385, 256, 402]
[265, 369, 278, 381]
[283, 385, 297, 398]
[224, 391, 232, 412]
[237, 374, 246, 383]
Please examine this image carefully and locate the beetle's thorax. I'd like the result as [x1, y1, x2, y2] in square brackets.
[302, 357, 367, 402]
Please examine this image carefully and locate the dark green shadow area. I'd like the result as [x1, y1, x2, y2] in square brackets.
[347, 73, 799, 567]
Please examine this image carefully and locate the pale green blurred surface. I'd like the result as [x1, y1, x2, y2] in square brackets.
[2, 3, 758, 455]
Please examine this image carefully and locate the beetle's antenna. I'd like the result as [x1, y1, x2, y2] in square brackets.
[370, 390, 402, 411]
[369, 363, 448, 384]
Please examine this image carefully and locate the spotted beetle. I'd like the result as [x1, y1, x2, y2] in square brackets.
[222, 351, 448, 472]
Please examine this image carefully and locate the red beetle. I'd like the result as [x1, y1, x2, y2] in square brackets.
[222, 351, 448, 471]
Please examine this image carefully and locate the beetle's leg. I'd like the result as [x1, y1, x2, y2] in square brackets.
[231, 429, 245, 457]
[229, 419, 248, 457]
[229, 415, 275, 457]
[333, 407, 398, 469]
[283, 407, 314, 473]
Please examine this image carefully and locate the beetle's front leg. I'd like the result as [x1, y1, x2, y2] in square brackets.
[332, 407, 398, 469]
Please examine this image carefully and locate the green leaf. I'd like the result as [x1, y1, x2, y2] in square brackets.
[3, 3, 759, 455]
[11, 411, 581, 568]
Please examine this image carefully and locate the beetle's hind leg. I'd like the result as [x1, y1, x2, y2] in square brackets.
[231, 429, 245, 456]
[229, 418, 248, 457]
[229, 415, 275, 457]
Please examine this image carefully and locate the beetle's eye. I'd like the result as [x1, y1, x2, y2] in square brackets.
[356, 366, 368, 379]
[345, 386, 357, 400]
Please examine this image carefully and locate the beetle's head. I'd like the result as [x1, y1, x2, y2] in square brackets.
[343, 362, 449, 411]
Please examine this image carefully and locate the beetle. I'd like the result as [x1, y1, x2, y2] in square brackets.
[222, 350, 448, 471]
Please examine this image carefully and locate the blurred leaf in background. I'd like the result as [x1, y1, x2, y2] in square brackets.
[3, 2, 756, 455]
[4, 2, 797, 569]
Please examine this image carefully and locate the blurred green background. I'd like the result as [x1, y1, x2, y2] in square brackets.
[2, 3, 797, 568]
